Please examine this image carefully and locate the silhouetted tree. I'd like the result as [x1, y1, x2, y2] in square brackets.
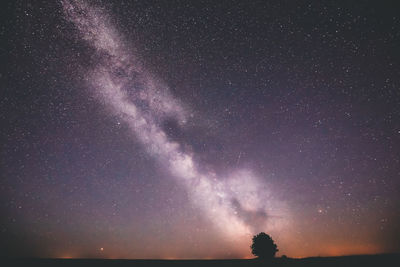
[250, 232, 278, 259]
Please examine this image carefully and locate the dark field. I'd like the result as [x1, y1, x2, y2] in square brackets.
[3, 254, 400, 267]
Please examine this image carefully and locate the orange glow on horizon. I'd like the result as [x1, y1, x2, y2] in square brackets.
[52, 238, 386, 260]
[323, 243, 383, 257]
[57, 255, 74, 259]
[282, 243, 384, 259]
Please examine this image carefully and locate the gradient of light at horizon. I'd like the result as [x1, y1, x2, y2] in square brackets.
[1, 0, 399, 259]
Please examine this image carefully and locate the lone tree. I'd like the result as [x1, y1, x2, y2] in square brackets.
[250, 232, 278, 259]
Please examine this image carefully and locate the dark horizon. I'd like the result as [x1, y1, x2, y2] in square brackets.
[1, 0, 399, 259]
[5, 252, 400, 260]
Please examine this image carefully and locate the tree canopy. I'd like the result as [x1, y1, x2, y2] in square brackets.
[250, 232, 278, 259]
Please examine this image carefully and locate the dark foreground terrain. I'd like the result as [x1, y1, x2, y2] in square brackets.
[3, 254, 400, 267]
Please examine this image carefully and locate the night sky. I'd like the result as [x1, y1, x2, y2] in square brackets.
[1, 0, 400, 259]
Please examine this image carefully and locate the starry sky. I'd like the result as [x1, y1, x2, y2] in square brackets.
[1, 0, 400, 259]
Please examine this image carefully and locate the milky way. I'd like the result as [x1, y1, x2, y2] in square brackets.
[61, 0, 288, 241]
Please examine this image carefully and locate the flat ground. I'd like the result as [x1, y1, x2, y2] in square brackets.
[3, 254, 399, 267]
